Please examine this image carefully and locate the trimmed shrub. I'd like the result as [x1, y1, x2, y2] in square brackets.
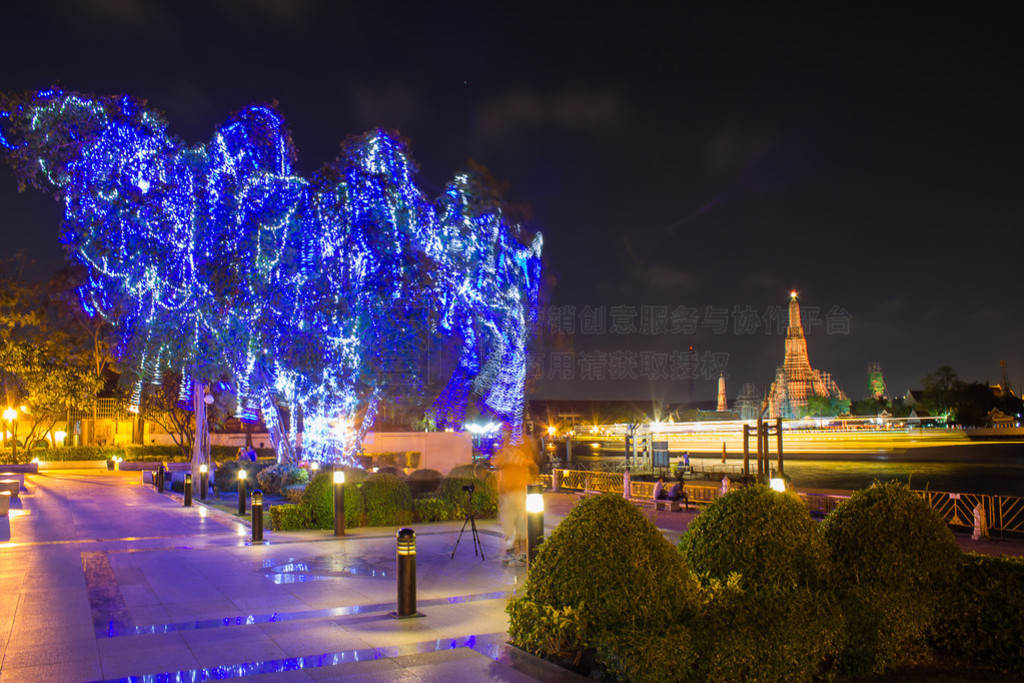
[934, 552, 1024, 675]
[283, 484, 306, 503]
[413, 497, 450, 522]
[371, 451, 421, 469]
[30, 446, 115, 461]
[256, 463, 309, 495]
[301, 471, 364, 529]
[449, 463, 495, 482]
[269, 504, 312, 531]
[373, 466, 406, 479]
[508, 494, 700, 674]
[362, 473, 414, 527]
[438, 476, 497, 519]
[820, 481, 960, 675]
[690, 575, 842, 682]
[123, 445, 191, 461]
[679, 485, 831, 590]
[407, 468, 443, 498]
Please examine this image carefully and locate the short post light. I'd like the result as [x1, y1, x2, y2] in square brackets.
[526, 484, 545, 566]
[157, 464, 165, 493]
[184, 473, 192, 507]
[389, 528, 424, 619]
[310, 461, 319, 474]
[199, 463, 208, 501]
[769, 469, 790, 493]
[333, 468, 345, 537]
[251, 489, 263, 542]
[237, 468, 247, 515]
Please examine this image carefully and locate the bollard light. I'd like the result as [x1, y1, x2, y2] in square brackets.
[526, 484, 545, 566]
[184, 473, 192, 507]
[157, 465, 165, 493]
[251, 490, 264, 542]
[237, 468, 247, 515]
[769, 469, 790, 493]
[310, 461, 319, 473]
[389, 528, 424, 619]
[333, 468, 346, 537]
[199, 463, 208, 501]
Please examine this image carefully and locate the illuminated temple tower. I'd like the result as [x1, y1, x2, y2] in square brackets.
[767, 291, 847, 418]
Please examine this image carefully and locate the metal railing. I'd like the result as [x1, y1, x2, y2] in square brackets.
[540, 468, 1024, 534]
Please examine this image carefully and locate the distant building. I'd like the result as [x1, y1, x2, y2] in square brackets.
[735, 382, 763, 421]
[766, 292, 847, 418]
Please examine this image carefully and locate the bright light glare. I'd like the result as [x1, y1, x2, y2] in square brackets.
[526, 492, 544, 513]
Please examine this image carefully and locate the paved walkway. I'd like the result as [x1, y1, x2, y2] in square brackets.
[0, 470, 582, 682]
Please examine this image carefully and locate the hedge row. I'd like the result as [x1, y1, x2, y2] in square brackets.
[267, 470, 497, 531]
[509, 482, 1023, 681]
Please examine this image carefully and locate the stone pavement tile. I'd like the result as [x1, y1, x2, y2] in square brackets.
[1, 635, 99, 669]
[120, 582, 161, 606]
[163, 597, 241, 622]
[5, 622, 98, 650]
[188, 631, 289, 670]
[242, 669, 317, 682]
[10, 599, 94, 630]
[305, 658, 405, 681]
[333, 613, 446, 647]
[403, 601, 510, 640]
[399, 653, 539, 683]
[97, 632, 198, 680]
[283, 582, 376, 610]
[0, 655, 104, 683]
[262, 619, 374, 658]
[127, 604, 171, 627]
[230, 592, 314, 614]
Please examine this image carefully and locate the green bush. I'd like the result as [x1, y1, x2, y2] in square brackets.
[407, 468, 443, 498]
[690, 575, 842, 682]
[214, 460, 260, 494]
[31, 446, 115, 461]
[934, 553, 1024, 675]
[362, 473, 413, 527]
[123, 445, 191, 461]
[269, 504, 312, 531]
[283, 484, 305, 503]
[373, 466, 407, 479]
[449, 463, 495, 482]
[438, 476, 497, 518]
[679, 485, 831, 590]
[508, 494, 700, 674]
[413, 497, 450, 522]
[300, 471, 364, 529]
[256, 463, 309, 495]
[371, 451, 421, 469]
[820, 481, 960, 675]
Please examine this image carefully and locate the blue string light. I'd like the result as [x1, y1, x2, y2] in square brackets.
[1, 91, 542, 462]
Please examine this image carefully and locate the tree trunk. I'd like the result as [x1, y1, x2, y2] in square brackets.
[191, 377, 210, 483]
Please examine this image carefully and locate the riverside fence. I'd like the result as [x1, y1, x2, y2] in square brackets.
[538, 469, 1024, 535]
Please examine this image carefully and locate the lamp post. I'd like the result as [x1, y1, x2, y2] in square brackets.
[333, 468, 345, 536]
[184, 473, 192, 507]
[3, 408, 17, 457]
[526, 484, 545, 566]
[199, 463, 208, 501]
[251, 490, 263, 542]
[237, 468, 247, 515]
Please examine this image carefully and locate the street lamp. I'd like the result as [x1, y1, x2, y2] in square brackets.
[237, 468, 247, 515]
[333, 469, 345, 536]
[199, 463, 208, 501]
[526, 484, 545, 566]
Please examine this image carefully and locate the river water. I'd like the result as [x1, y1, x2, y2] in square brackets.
[567, 442, 1024, 497]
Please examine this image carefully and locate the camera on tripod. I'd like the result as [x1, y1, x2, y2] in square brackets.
[462, 484, 475, 493]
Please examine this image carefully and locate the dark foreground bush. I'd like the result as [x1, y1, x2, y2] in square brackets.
[413, 497, 450, 522]
[214, 460, 260, 494]
[361, 473, 413, 527]
[508, 494, 699, 681]
[934, 552, 1024, 675]
[679, 484, 831, 590]
[821, 481, 960, 675]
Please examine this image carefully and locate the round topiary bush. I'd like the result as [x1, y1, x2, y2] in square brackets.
[256, 463, 309, 495]
[508, 494, 700, 679]
[679, 484, 831, 590]
[301, 470, 364, 529]
[361, 473, 413, 527]
[820, 481, 960, 675]
[407, 468, 443, 498]
[373, 466, 406, 479]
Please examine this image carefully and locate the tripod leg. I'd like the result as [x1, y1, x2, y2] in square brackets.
[469, 514, 485, 560]
[451, 513, 473, 559]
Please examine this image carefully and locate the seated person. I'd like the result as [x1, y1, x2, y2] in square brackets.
[667, 480, 683, 500]
[653, 476, 666, 500]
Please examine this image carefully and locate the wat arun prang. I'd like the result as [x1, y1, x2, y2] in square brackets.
[766, 292, 847, 418]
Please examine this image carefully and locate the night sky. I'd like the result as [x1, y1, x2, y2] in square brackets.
[2, 2, 1022, 404]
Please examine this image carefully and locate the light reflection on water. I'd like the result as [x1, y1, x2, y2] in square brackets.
[586, 443, 1024, 496]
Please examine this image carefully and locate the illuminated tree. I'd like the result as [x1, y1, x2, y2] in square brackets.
[0, 89, 542, 467]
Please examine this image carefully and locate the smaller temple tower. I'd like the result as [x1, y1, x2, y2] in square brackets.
[717, 374, 728, 412]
